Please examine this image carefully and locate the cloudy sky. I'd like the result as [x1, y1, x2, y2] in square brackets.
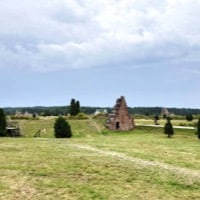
[0, 0, 200, 108]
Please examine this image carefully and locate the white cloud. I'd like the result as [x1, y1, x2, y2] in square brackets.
[0, 0, 200, 71]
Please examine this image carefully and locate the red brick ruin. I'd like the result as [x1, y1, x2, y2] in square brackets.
[106, 96, 135, 131]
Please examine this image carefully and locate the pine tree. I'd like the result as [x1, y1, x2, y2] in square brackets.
[164, 117, 174, 138]
[0, 108, 7, 137]
[54, 116, 72, 138]
[186, 113, 193, 121]
[76, 100, 80, 115]
[70, 98, 76, 116]
[69, 98, 80, 116]
[154, 115, 159, 125]
[197, 117, 200, 139]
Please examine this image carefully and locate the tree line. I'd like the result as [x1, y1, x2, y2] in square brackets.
[3, 106, 200, 116]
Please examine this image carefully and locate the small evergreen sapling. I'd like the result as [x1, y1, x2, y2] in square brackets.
[197, 117, 200, 139]
[164, 117, 174, 138]
[54, 116, 72, 138]
[154, 115, 159, 125]
[186, 113, 193, 121]
[0, 108, 7, 137]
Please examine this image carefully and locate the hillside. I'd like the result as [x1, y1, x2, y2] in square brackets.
[0, 119, 200, 199]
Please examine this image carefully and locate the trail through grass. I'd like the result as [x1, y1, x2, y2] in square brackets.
[70, 143, 200, 182]
[1, 118, 200, 199]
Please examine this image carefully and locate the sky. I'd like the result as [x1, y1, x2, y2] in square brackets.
[0, 0, 200, 108]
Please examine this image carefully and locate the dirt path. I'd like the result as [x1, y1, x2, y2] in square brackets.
[71, 144, 200, 182]
[88, 117, 101, 133]
[136, 124, 195, 130]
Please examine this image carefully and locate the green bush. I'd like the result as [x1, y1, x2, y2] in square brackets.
[0, 109, 7, 136]
[76, 112, 89, 120]
[164, 118, 174, 138]
[197, 117, 200, 139]
[54, 117, 72, 138]
[67, 113, 89, 120]
[100, 129, 109, 135]
[186, 114, 193, 121]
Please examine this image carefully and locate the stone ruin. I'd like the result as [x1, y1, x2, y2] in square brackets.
[161, 108, 170, 117]
[105, 96, 135, 131]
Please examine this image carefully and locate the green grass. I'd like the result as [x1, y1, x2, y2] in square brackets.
[16, 117, 102, 138]
[135, 118, 198, 127]
[1, 117, 200, 199]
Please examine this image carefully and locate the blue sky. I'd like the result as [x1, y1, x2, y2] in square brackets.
[0, 0, 200, 108]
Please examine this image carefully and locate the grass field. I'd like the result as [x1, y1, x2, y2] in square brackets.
[135, 118, 197, 127]
[1, 117, 200, 199]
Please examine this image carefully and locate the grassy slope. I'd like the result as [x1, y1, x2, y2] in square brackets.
[0, 118, 200, 200]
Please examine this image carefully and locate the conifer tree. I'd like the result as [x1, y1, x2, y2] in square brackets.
[186, 113, 193, 121]
[70, 98, 76, 116]
[69, 98, 80, 116]
[164, 117, 174, 138]
[0, 108, 7, 137]
[76, 100, 80, 114]
[54, 116, 72, 138]
[197, 117, 200, 139]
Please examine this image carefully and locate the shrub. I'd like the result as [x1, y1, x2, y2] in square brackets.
[197, 117, 200, 139]
[101, 129, 109, 135]
[164, 117, 174, 138]
[76, 112, 89, 120]
[154, 115, 159, 125]
[186, 114, 193, 121]
[54, 116, 72, 138]
[66, 113, 89, 120]
[0, 109, 7, 137]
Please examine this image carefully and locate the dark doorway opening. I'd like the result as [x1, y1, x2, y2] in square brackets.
[116, 122, 120, 129]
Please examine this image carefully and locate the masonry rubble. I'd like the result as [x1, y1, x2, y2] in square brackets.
[106, 96, 135, 131]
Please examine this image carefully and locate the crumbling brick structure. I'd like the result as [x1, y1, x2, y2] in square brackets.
[106, 96, 135, 131]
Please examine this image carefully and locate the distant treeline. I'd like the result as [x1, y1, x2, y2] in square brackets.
[129, 107, 200, 116]
[3, 106, 200, 116]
